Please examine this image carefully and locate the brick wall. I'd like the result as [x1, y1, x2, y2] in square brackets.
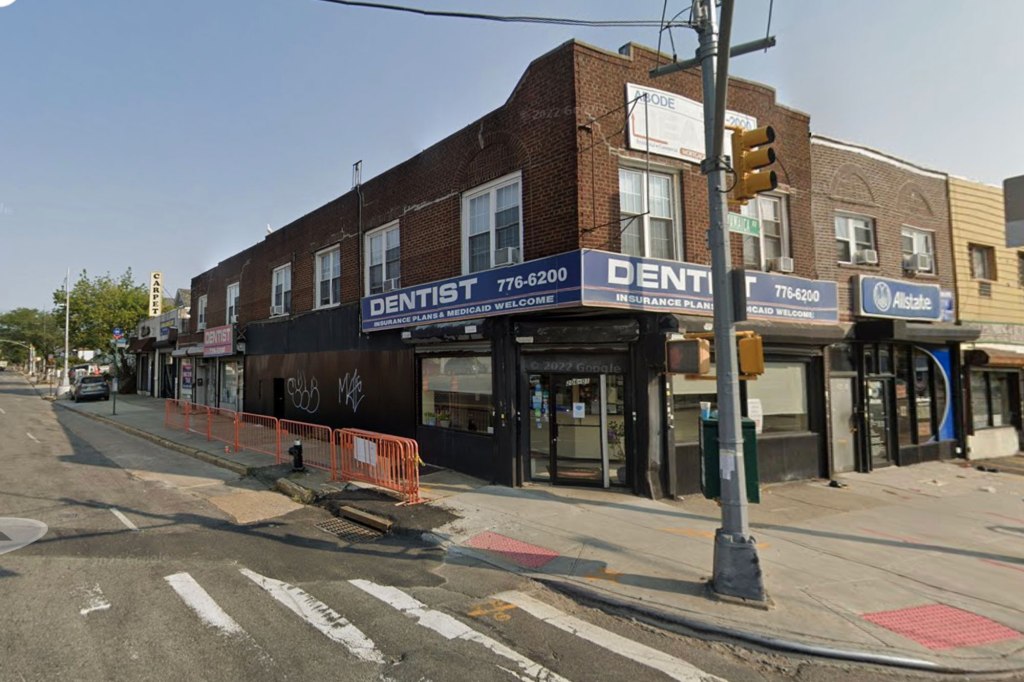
[810, 137, 953, 320]
[572, 42, 815, 276]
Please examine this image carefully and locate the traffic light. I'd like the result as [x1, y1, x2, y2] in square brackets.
[737, 334, 765, 377]
[730, 125, 778, 205]
[666, 338, 711, 375]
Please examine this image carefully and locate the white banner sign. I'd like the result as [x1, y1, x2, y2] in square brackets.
[149, 271, 163, 317]
[625, 83, 757, 162]
[354, 437, 378, 467]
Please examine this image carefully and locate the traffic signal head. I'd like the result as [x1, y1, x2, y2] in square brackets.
[730, 125, 778, 205]
[666, 338, 711, 375]
[737, 334, 765, 377]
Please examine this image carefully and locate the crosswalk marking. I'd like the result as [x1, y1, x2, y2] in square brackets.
[110, 508, 139, 531]
[240, 568, 385, 664]
[492, 591, 724, 682]
[350, 579, 570, 682]
[165, 572, 244, 636]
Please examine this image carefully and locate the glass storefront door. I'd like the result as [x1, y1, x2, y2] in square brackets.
[527, 373, 627, 488]
[866, 378, 893, 467]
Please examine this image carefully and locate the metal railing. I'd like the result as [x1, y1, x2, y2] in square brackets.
[237, 412, 281, 462]
[164, 399, 189, 431]
[280, 420, 335, 473]
[335, 428, 424, 504]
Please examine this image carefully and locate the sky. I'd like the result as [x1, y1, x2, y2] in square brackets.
[1, 0, 1021, 312]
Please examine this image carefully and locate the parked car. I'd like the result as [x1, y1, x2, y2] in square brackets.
[74, 376, 110, 402]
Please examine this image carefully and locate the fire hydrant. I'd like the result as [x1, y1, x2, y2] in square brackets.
[288, 438, 305, 472]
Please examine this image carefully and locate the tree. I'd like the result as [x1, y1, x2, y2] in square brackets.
[0, 307, 63, 363]
[52, 270, 149, 383]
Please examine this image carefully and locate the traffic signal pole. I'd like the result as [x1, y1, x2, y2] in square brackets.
[655, 0, 766, 602]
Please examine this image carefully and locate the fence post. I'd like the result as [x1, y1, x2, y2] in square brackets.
[184, 401, 190, 433]
[233, 412, 240, 453]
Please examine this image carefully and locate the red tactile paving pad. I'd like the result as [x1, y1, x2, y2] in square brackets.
[862, 604, 1021, 650]
[464, 531, 560, 569]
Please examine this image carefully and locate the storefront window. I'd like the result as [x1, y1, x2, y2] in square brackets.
[990, 373, 1012, 427]
[671, 370, 716, 444]
[421, 356, 493, 434]
[895, 347, 913, 447]
[746, 361, 809, 433]
[914, 351, 934, 441]
[220, 360, 242, 411]
[971, 371, 990, 429]
[828, 343, 856, 373]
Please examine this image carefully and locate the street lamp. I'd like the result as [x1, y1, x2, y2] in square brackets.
[58, 268, 71, 397]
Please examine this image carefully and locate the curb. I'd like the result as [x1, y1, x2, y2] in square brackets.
[53, 402, 253, 477]
[420, 531, 1024, 676]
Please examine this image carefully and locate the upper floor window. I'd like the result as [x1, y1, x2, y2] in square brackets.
[835, 214, 877, 265]
[741, 194, 790, 271]
[226, 283, 239, 324]
[462, 172, 522, 273]
[316, 246, 341, 308]
[619, 167, 678, 260]
[969, 244, 996, 280]
[271, 264, 292, 316]
[366, 222, 401, 294]
[197, 295, 207, 331]
[1018, 252, 1024, 287]
[900, 227, 935, 274]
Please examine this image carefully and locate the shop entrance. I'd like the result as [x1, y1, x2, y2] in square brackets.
[865, 377, 894, 467]
[527, 373, 627, 487]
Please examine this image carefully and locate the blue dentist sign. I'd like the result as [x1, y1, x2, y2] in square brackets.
[856, 275, 942, 321]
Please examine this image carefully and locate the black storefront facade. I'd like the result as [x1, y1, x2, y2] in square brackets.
[249, 247, 843, 499]
[826, 275, 978, 476]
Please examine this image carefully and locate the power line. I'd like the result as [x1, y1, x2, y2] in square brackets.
[314, 0, 665, 28]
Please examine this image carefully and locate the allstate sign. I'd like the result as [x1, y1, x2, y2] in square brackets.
[857, 275, 942, 321]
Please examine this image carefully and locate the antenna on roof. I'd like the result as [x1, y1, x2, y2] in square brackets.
[266, 224, 273, 235]
[352, 160, 362, 189]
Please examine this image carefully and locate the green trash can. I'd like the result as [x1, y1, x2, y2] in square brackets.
[699, 413, 760, 503]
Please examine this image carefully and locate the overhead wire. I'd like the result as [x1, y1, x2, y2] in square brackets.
[314, 0, 664, 28]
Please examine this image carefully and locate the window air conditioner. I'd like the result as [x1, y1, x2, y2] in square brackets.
[494, 246, 521, 266]
[903, 253, 932, 273]
[767, 256, 794, 273]
[856, 249, 879, 265]
[271, 305, 283, 316]
[382, 278, 400, 293]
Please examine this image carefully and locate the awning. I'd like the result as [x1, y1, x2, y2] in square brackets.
[127, 337, 155, 353]
[187, 346, 204, 356]
[964, 344, 1024, 368]
[855, 319, 981, 343]
[171, 348, 188, 358]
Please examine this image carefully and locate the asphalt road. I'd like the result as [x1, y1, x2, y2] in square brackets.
[0, 372, 950, 682]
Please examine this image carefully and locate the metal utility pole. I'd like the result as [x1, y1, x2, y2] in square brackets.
[59, 268, 71, 396]
[653, 0, 766, 602]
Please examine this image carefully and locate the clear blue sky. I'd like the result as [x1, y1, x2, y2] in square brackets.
[1, 0, 1020, 312]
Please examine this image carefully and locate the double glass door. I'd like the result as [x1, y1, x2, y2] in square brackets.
[527, 373, 627, 487]
[865, 377, 894, 467]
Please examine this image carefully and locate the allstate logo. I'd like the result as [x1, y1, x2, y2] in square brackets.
[872, 281, 892, 312]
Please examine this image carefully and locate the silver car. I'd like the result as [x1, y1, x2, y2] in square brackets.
[74, 376, 110, 402]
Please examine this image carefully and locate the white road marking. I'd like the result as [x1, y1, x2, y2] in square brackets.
[110, 508, 139, 531]
[26, 432, 38, 442]
[350, 579, 569, 682]
[0, 407, 6, 414]
[79, 584, 111, 616]
[492, 591, 724, 682]
[165, 572, 244, 636]
[240, 568, 384, 664]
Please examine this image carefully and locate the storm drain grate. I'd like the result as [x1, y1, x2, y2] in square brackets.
[862, 604, 1022, 650]
[315, 517, 383, 543]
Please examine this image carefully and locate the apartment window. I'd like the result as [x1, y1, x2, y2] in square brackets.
[271, 264, 291, 315]
[969, 244, 996, 280]
[900, 226, 935, 273]
[619, 167, 678, 260]
[316, 246, 341, 308]
[463, 172, 521, 274]
[741, 194, 789, 270]
[366, 222, 401, 294]
[835, 214, 876, 263]
[1018, 252, 1024, 287]
[226, 283, 239, 324]
[197, 295, 207, 331]
[971, 370, 1016, 429]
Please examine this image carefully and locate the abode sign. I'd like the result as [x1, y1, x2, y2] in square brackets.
[361, 250, 841, 332]
[856, 275, 942, 321]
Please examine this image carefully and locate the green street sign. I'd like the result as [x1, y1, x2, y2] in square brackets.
[728, 212, 760, 237]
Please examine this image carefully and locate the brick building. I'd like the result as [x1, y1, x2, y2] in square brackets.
[810, 136, 978, 475]
[180, 41, 857, 497]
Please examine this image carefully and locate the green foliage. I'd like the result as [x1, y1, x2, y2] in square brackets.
[0, 307, 62, 363]
[52, 269, 148, 352]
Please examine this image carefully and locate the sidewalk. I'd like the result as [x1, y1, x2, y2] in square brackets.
[45, 387, 1024, 674]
